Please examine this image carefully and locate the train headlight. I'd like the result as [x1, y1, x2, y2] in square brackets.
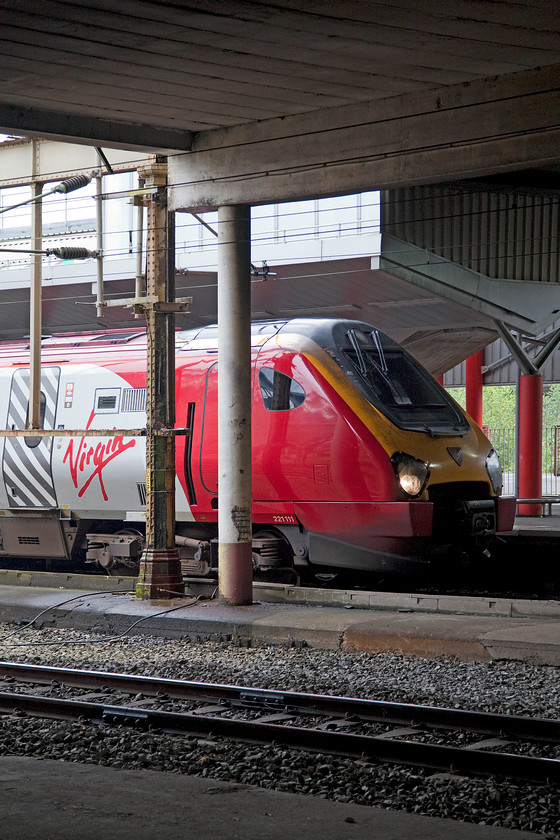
[485, 449, 502, 494]
[391, 452, 430, 498]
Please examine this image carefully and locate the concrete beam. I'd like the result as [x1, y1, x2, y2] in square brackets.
[169, 64, 560, 210]
[0, 105, 192, 155]
[0, 138, 149, 187]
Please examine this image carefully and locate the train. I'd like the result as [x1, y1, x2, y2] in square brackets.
[0, 318, 516, 581]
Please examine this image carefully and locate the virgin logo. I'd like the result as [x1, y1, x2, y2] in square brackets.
[63, 410, 136, 501]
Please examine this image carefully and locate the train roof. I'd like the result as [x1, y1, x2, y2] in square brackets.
[0, 318, 401, 365]
[0, 327, 148, 366]
[178, 318, 401, 350]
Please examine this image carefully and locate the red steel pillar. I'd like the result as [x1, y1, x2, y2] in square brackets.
[465, 350, 483, 427]
[517, 372, 543, 516]
[217, 205, 253, 605]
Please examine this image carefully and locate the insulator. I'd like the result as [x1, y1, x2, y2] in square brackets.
[46, 247, 95, 260]
[53, 174, 92, 194]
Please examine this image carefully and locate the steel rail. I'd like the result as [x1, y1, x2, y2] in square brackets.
[0, 689, 559, 784]
[1, 661, 559, 743]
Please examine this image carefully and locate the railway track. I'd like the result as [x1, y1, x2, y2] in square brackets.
[1, 661, 559, 784]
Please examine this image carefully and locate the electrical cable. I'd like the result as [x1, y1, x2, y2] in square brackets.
[0, 588, 216, 647]
[0, 590, 135, 642]
[1, 155, 559, 323]
[19, 180, 554, 242]
[2, 174, 558, 268]
[2, 153, 556, 225]
[4, 225, 557, 269]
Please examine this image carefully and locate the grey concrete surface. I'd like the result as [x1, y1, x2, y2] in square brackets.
[0, 584, 559, 664]
[0, 756, 540, 840]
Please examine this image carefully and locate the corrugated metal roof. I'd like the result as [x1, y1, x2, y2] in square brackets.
[0, 256, 504, 375]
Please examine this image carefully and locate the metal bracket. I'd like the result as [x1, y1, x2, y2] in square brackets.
[103, 295, 192, 314]
[152, 300, 193, 313]
[0, 428, 191, 438]
[494, 320, 560, 375]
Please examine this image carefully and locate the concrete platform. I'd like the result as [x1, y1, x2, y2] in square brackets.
[509, 509, 560, 537]
[0, 583, 556, 838]
[0, 756, 539, 840]
[0, 582, 559, 664]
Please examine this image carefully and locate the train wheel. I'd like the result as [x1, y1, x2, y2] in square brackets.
[251, 529, 299, 584]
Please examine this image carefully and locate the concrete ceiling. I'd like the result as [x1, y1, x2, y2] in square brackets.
[0, 1, 559, 372]
[0, 1, 558, 156]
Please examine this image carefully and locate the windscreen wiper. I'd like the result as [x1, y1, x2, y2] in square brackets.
[371, 329, 388, 374]
[346, 329, 368, 375]
[347, 329, 411, 404]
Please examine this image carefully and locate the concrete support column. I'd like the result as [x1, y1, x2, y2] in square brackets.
[517, 372, 543, 516]
[465, 350, 483, 428]
[217, 204, 253, 606]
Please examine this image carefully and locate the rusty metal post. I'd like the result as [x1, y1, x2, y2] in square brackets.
[136, 157, 183, 599]
[217, 204, 253, 605]
[95, 171, 105, 318]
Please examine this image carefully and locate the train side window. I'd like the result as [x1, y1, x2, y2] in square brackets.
[259, 367, 305, 411]
[94, 388, 120, 414]
[24, 392, 46, 448]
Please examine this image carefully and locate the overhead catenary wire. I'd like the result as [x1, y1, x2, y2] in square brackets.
[24, 198, 560, 257]
[1, 232, 558, 282]
[0, 87, 555, 188]
[0, 174, 93, 215]
[1, 147, 557, 225]
[1, 169, 558, 254]
[0, 165, 559, 286]
[2, 192, 557, 271]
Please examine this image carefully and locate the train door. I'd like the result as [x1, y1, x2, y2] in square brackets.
[2, 367, 61, 507]
[199, 361, 218, 497]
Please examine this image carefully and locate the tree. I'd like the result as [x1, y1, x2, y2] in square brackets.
[446, 385, 517, 428]
[543, 384, 560, 429]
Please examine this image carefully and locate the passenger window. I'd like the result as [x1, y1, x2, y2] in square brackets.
[94, 388, 120, 414]
[259, 368, 305, 411]
[24, 392, 46, 448]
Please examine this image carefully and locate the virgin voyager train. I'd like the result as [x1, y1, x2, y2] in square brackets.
[0, 319, 516, 579]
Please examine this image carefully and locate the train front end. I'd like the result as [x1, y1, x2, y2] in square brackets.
[274, 319, 516, 575]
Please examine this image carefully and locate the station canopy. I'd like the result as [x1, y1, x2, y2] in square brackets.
[0, 1, 559, 372]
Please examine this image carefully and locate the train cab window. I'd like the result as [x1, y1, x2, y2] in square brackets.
[94, 388, 120, 414]
[342, 328, 469, 434]
[24, 392, 46, 448]
[259, 368, 306, 411]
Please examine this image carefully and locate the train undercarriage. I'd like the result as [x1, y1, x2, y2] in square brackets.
[0, 497, 503, 585]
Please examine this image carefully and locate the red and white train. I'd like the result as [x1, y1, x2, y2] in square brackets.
[0, 318, 516, 579]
